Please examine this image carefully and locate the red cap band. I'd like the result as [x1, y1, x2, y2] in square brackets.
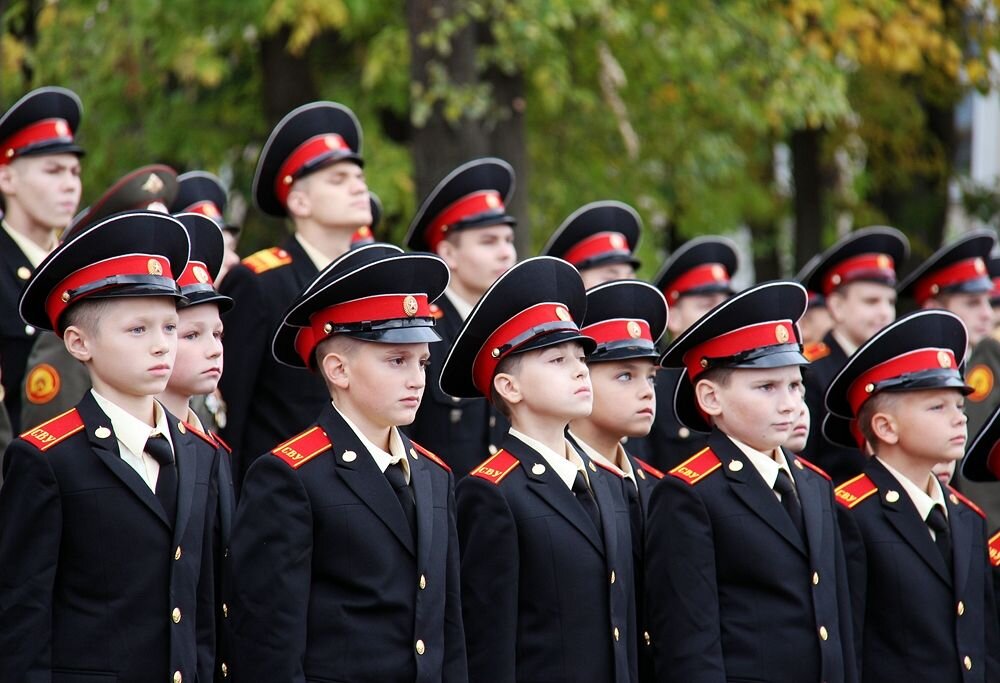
[45, 254, 173, 329]
[581, 318, 652, 346]
[274, 133, 351, 206]
[682, 320, 797, 380]
[473, 302, 581, 396]
[662, 263, 730, 304]
[177, 260, 215, 288]
[182, 200, 223, 220]
[0, 118, 74, 164]
[821, 252, 896, 296]
[425, 190, 505, 252]
[562, 231, 631, 267]
[914, 257, 988, 305]
[847, 347, 958, 416]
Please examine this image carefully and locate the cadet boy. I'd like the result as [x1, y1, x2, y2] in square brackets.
[156, 213, 237, 683]
[219, 101, 372, 482]
[444, 256, 637, 683]
[229, 244, 467, 682]
[827, 309, 1000, 682]
[0, 86, 84, 432]
[647, 281, 857, 683]
[798, 226, 908, 483]
[404, 158, 516, 475]
[541, 200, 643, 287]
[568, 279, 669, 682]
[0, 211, 220, 683]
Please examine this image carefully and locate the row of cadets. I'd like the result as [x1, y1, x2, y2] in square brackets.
[0, 211, 222, 682]
[797, 225, 909, 484]
[403, 158, 516, 475]
[0, 87, 84, 435]
[218, 101, 372, 483]
[825, 309, 1000, 682]
[446, 256, 638, 683]
[647, 281, 857, 682]
[229, 244, 466, 682]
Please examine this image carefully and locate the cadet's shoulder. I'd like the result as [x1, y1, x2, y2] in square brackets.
[947, 485, 986, 519]
[270, 425, 332, 469]
[632, 455, 664, 480]
[239, 246, 294, 276]
[803, 341, 831, 362]
[468, 449, 521, 485]
[410, 440, 451, 473]
[18, 408, 85, 453]
[791, 454, 832, 482]
[667, 447, 722, 486]
[834, 473, 879, 510]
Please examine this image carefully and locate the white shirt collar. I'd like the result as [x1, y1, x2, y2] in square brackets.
[295, 233, 333, 271]
[569, 430, 636, 489]
[729, 436, 793, 491]
[443, 286, 475, 321]
[877, 457, 947, 520]
[2, 219, 55, 268]
[185, 408, 205, 432]
[91, 389, 173, 457]
[335, 401, 410, 483]
[510, 427, 581, 490]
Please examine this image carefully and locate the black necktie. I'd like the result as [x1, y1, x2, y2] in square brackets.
[625, 478, 642, 551]
[146, 434, 176, 522]
[927, 505, 952, 570]
[774, 469, 805, 539]
[385, 460, 417, 540]
[572, 471, 603, 540]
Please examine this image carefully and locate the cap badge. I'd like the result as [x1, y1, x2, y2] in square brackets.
[975, 258, 987, 274]
[877, 254, 891, 269]
[324, 135, 341, 150]
[775, 324, 790, 344]
[192, 265, 210, 284]
[627, 321, 642, 339]
[486, 193, 501, 209]
[403, 295, 419, 317]
[711, 265, 726, 281]
[141, 173, 164, 195]
[55, 120, 70, 137]
[610, 233, 626, 250]
[938, 350, 952, 368]
[204, 203, 221, 218]
[147, 259, 163, 276]
[555, 306, 572, 322]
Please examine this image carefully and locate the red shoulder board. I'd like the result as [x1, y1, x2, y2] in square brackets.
[988, 530, 1000, 567]
[429, 303, 444, 320]
[241, 247, 292, 274]
[212, 432, 233, 453]
[182, 421, 217, 448]
[794, 455, 831, 481]
[948, 486, 986, 519]
[271, 426, 332, 469]
[20, 408, 85, 452]
[634, 456, 664, 480]
[470, 449, 520, 484]
[668, 447, 722, 486]
[803, 341, 831, 362]
[410, 441, 451, 472]
[592, 458, 625, 478]
[835, 473, 878, 509]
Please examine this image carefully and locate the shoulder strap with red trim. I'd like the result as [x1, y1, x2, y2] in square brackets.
[182, 421, 218, 448]
[241, 247, 292, 274]
[988, 530, 1000, 567]
[470, 450, 520, 485]
[668, 447, 721, 486]
[20, 408, 85, 452]
[803, 341, 831, 362]
[410, 440, 451, 472]
[591, 458, 625, 478]
[212, 432, 233, 453]
[948, 485, 986, 519]
[794, 455, 831, 481]
[835, 473, 878, 509]
[271, 426, 332, 469]
[633, 456, 664, 480]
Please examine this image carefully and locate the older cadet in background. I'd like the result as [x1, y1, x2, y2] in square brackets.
[541, 200, 642, 288]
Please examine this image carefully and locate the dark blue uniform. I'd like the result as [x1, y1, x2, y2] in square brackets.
[835, 459, 1000, 682]
[457, 434, 638, 683]
[0, 226, 39, 432]
[229, 403, 467, 683]
[645, 429, 857, 683]
[0, 393, 220, 682]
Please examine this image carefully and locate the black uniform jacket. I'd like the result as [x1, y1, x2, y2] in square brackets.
[645, 429, 857, 683]
[405, 293, 508, 476]
[229, 403, 467, 683]
[217, 236, 328, 484]
[457, 433, 638, 683]
[0, 392, 220, 683]
[835, 459, 1000, 683]
[0, 226, 40, 432]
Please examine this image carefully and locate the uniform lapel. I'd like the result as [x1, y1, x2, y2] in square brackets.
[321, 407, 416, 555]
[401, 431, 435, 572]
[167, 413, 197, 543]
[76, 393, 171, 528]
[945, 489, 972, 598]
[714, 432, 807, 555]
[283, 235, 320, 290]
[0, 226, 33, 282]
[788, 452, 824, 552]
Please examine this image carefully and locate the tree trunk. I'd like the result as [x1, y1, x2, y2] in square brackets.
[259, 28, 318, 127]
[791, 127, 826, 272]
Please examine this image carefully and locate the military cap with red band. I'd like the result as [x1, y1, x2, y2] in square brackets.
[897, 229, 996, 305]
[65, 164, 178, 239]
[653, 236, 738, 305]
[962, 390, 1000, 482]
[440, 257, 595, 399]
[20, 211, 190, 336]
[542, 201, 642, 272]
[253, 101, 363, 218]
[796, 225, 908, 298]
[173, 213, 233, 311]
[272, 244, 449, 370]
[659, 281, 809, 432]
[170, 170, 241, 236]
[824, 309, 970, 421]
[988, 256, 1000, 306]
[0, 87, 83, 164]
[581, 280, 667, 362]
[404, 157, 516, 253]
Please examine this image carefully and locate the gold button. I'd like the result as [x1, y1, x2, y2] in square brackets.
[221, 662, 228, 677]
[964, 656, 972, 670]
[819, 626, 828, 641]
[16, 266, 30, 280]
[224, 547, 229, 558]
[177, 421, 186, 434]
[173, 671, 182, 683]
[643, 630, 651, 646]
[678, 427, 690, 439]
[222, 603, 229, 618]
[957, 601, 965, 616]
[415, 639, 426, 655]
[488, 444, 498, 455]
[172, 607, 182, 624]
[419, 574, 427, 590]
[812, 572, 820, 586]
[950, 493, 959, 505]
[489, 416, 497, 428]
[610, 570, 616, 584]
[174, 546, 182, 561]
[613, 626, 620, 641]
[410, 447, 418, 460]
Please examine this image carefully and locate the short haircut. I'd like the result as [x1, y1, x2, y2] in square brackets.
[62, 298, 114, 336]
[857, 391, 902, 448]
[697, 366, 735, 388]
[490, 352, 525, 418]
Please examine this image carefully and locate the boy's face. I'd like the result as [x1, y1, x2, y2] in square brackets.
[587, 358, 657, 439]
[828, 281, 896, 347]
[437, 225, 516, 300]
[881, 388, 968, 465]
[799, 306, 833, 345]
[667, 292, 729, 337]
[288, 161, 371, 231]
[699, 365, 804, 452]
[0, 153, 82, 231]
[502, 341, 592, 422]
[930, 291, 993, 347]
[168, 304, 224, 399]
[580, 262, 635, 289]
[335, 341, 430, 429]
[785, 394, 811, 453]
[70, 297, 178, 403]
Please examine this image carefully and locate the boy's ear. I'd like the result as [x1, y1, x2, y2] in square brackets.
[694, 377, 723, 417]
[870, 411, 899, 445]
[319, 350, 351, 391]
[285, 183, 311, 220]
[435, 237, 459, 271]
[0, 163, 15, 195]
[493, 372, 522, 408]
[63, 326, 93, 363]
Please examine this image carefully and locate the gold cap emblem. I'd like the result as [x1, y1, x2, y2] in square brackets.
[402, 295, 419, 317]
[831, 273, 842, 286]
[204, 203, 221, 218]
[55, 120, 70, 137]
[555, 306, 572, 322]
[192, 265, 210, 284]
[711, 265, 726, 281]
[147, 259, 163, 276]
[610, 233, 626, 250]
[627, 321, 643, 339]
[485, 193, 501, 209]
[775, 324, 790, 344]
[877, 254, 891, 269]
[324, 134, 342, 150]
[141, 173, 164, 195]
[975, 258, 987, 274]
[938, 350, 952, 368]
